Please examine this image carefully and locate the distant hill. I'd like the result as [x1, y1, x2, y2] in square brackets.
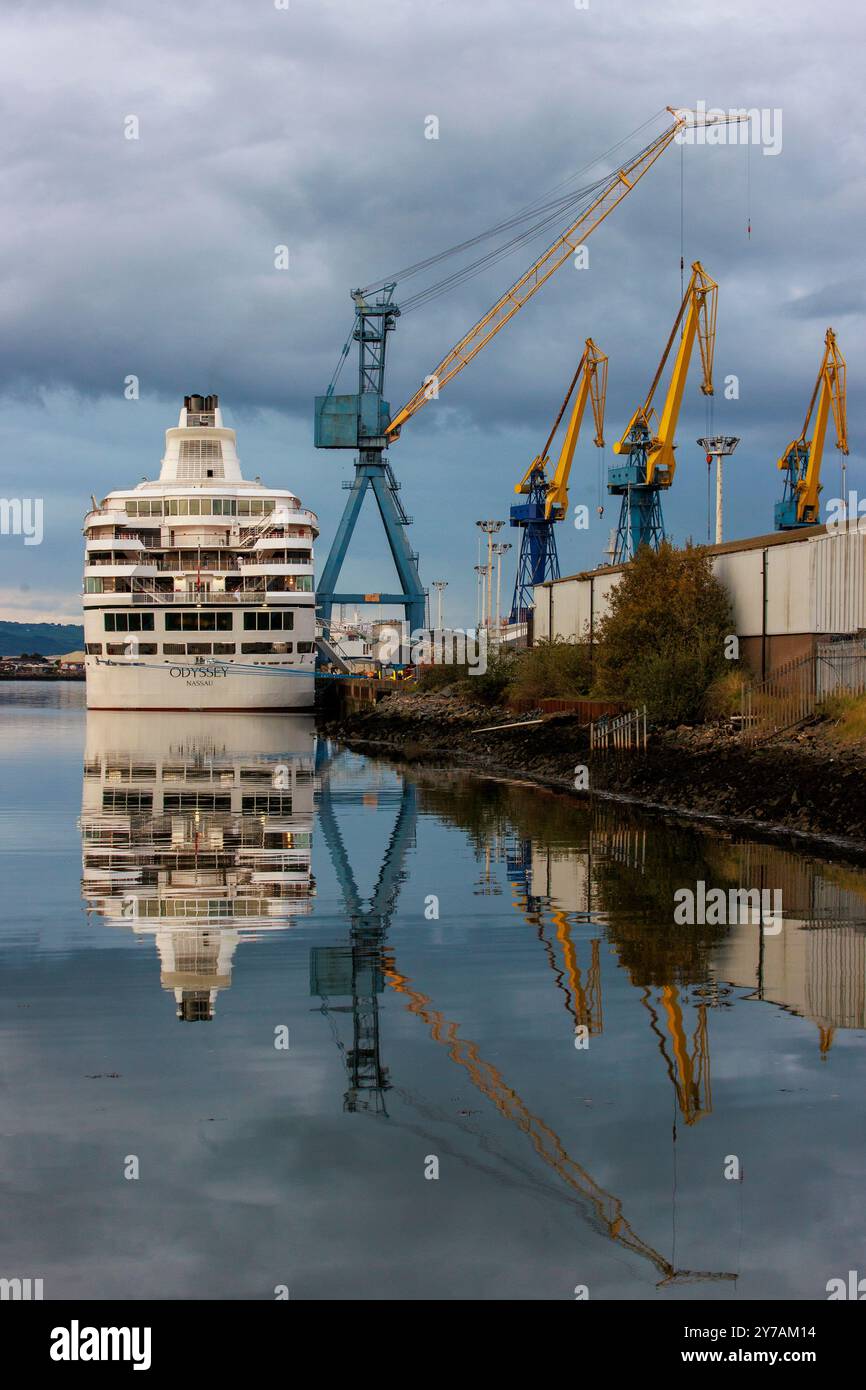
[0, 621, 85, 657]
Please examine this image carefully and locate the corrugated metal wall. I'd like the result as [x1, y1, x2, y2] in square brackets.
[534, 530, 866, 643]
[812, 530, 866, 633]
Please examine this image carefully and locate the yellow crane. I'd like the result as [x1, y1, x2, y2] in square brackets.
[608, 260, 718, 562]
[317, 107, 745, 632]
[643, 986, 713, 1126]
[510, 339, 608, 621]
[384, 952, 734, 1286]
[775, 327, 848, 530]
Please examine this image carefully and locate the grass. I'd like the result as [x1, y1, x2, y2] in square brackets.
[703, 669, 744, 721]
[819, 693, 866, 745]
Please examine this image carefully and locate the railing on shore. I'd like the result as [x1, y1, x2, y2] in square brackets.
[740, 654, 815, 743]
[590, 705, 648, 753]
[816, 638, 866, 700]
[740, 639, 866, 743]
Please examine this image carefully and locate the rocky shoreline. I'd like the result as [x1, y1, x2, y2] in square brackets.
[318, 689, 866, 860]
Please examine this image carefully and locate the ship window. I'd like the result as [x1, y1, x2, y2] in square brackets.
[85, 643, 103, 655]
[243, 611, 293, 631]
[127, 499, 163, 517]
[186, 643, 212, 655]
[241, 642, 276, 654]
[164, 643, 186, 655]
[241, 793, 293, 814]
[297, 642, 314, 654]
[102, 790, 153, 812]
[164, 792, 232, 812]
[165, 613, 232, 632]
[213, 643, 235, 655]
[104, 613, 155, 632]
[236, 498, 276, 517]
[85, 577, 103, 593]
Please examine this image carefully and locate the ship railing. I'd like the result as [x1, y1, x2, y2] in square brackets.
[130, 588, 257, 605]
[116, 533, 160, 547]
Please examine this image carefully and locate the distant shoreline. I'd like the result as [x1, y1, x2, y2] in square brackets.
[0, 671, 84, 682]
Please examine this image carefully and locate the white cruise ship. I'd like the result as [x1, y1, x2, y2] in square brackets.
[83, 395, 318, 710]
[80, 711, 317, 1020]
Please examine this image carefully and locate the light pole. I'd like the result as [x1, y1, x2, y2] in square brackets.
[697, 436, 740, 545]
[474, 565, 486, 630]
[476, 520, 504, 627]
[492, 542, 511, 637]
[431, 580, 448, 631]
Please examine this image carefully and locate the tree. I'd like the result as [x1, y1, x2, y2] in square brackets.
[592, 542, 736, 724]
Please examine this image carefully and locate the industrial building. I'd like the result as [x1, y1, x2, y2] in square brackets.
[533, 523, 866, 677]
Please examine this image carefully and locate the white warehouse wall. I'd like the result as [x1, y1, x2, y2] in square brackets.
[533, 527, 866, 673]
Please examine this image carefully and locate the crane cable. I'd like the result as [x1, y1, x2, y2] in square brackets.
[328, 111, 674, 391]
[359, 110, 670, 311]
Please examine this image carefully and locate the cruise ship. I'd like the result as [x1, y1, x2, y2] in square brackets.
[80, 712, 317, 1020]
[83, 394, 319, 710]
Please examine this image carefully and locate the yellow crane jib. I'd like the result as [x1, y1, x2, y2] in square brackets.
[612, 261, 718, 492]
[774, 327, 848, 530]
[515, 337, 608, 521]
[385, 110, 743, 443]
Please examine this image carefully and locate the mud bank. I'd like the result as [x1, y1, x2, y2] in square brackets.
[318, 691, 866, 858]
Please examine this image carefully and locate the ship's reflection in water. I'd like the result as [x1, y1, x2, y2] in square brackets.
[80, 713, 317, 1020]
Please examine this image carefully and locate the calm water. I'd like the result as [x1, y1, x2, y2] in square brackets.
[1, 682, 864, 1301]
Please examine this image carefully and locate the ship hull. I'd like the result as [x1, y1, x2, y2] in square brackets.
[85, 658, 314, 711]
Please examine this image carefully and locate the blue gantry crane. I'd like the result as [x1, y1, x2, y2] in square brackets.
[509, 339, 607, 623]
[315, 286, 426, 635]
[608, 261, 717, 563]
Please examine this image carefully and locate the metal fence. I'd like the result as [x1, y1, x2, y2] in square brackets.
[816, 639, 866, 699]
[740, 654, 816, 743]
[741, 639, 866, 743]
[590, 705, 648, 753]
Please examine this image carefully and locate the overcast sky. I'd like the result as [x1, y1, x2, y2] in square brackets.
[0, 0, 862, 626]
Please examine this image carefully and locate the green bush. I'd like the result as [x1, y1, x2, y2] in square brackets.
[592, 541, 737, 724]
[508, 637, 591, 703]
[461, 650, 520, 706]
[416, 663, 470, 692]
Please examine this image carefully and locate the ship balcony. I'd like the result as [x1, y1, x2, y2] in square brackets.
[236, 559, 313, 572]
[85, 560, 160, 574]
[143, 556, 312, 572]
[129, 589, 251, 605]
[125, 585, 312, 604]
[85, 509, 160, 526]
